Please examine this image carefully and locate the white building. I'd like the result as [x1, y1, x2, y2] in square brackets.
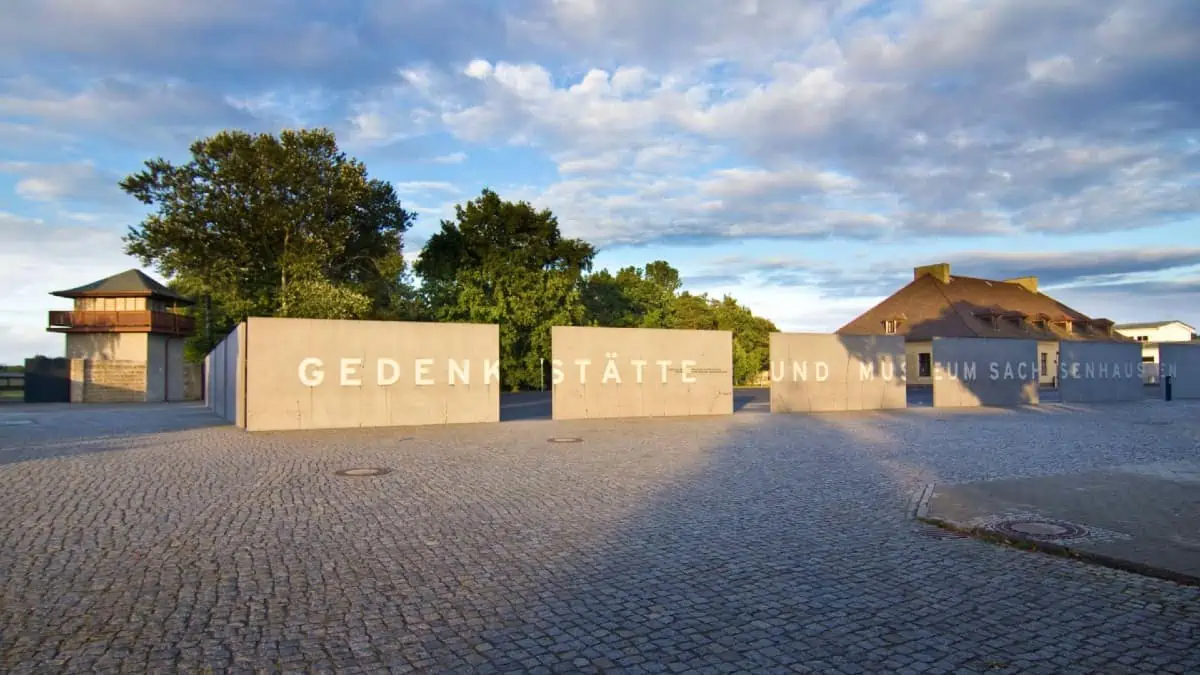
[1113, 320, 1198, 383]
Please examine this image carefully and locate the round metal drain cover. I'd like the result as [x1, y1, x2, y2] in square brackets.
[992, 518, 1088, 541]
[548, 437, 583, 444]
[334, 468, 392, 477]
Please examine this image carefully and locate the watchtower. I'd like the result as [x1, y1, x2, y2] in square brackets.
[47, 269, 196, 402]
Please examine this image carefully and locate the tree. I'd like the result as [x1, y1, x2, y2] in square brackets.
[580, 260, 777, 385]
[416, 189, 595, 390]
[121, 128, 418, 357]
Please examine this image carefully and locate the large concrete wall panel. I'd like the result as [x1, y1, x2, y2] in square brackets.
[1159, 343, 1200, 400]
[1058, 341, 1144, 402]
[166, 337, 186, 401]
[931, 338, 1039, 408]
[146, 334, 166, 403]
[769, 333, 906, 412]
[551, 326, 733, 420]
[204, 323, 245, 426]
[243, 317, 499, 431]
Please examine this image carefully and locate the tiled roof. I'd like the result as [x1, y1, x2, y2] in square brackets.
[51, 269, 194, 304]
[838, 272, 1129, 342]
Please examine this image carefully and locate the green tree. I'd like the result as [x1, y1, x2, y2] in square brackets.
[711, 295, 778, 385]
[415, 189, 595, 390]
[581, 260, 777, 385]
[120, 128, 419, 358]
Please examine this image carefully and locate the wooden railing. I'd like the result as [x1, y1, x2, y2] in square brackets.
[47, 310, 195, 335]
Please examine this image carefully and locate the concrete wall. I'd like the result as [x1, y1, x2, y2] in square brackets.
[243, 317, 500, 431]
[551, 326, 733, 420]
[908, 340, 1059, 387]
[930, 337, 1039, 408]
[166, 337, 187, 401]
[66, 332, 148, 361]
[769, 333, 906, 412]
[204, 323, 245, 427]
[146, 334, 167, 402]
[1159, 343, 1200, 400]
[1057, 342, 1144, 403]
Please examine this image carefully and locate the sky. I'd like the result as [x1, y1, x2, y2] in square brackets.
[1, 0, 1199, 363]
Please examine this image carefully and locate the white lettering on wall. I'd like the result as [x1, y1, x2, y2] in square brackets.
[377, 358, 400, 386]
[551, 359, 564, 385]
[631, 360, 647, 384]
[815, 361, 829, 382]
[297, 357, 503, 387]
[681, 360, 697, 384]
[602, 353, 623, 384]
[793, 361, 807, 381]
[771, 361, 785, 382]
[962, 362, 977, 381]
[449, 359, 469, 385]
[414, 358, 434, 386]
[340, 358, 363, 386]
[656, 360, 671, 384]
[299, 358, 324, 386]
[574, 358, 591, 384]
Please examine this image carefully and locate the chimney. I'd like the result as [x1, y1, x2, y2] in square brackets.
[1005, 276, 1038, 293]
[914, 263, 951, 284]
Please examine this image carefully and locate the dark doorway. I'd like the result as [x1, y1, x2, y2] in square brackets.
[23, 357, 70, 403]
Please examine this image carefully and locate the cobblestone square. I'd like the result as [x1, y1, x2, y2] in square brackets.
[1, 400, 1198, 673]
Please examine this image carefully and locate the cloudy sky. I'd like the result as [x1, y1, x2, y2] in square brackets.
[2, 0, 1199, 362]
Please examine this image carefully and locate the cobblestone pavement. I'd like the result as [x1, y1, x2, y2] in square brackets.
[1, 401, 1198, 673]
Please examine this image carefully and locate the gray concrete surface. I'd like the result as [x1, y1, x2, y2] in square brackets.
[1160, 342, 1200, 400]
[1058, 341, 1144, 403]
[924, 459, 1200, 583]
[931, 337, 1039, 408]
[243, 317, 501, 431]
[769, 333, 906, 412]
[551, 326, 733, 420]
[1, 399, 1199, 673]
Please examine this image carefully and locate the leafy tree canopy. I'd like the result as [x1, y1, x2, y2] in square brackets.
[121, 128, 417, 358]
[415, 189, 596, 390]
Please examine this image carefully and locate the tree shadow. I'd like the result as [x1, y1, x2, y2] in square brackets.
[0, 403, 228, 466]
[353, 403, 1199, 672]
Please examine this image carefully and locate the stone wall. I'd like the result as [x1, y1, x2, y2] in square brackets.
[70, 359, 147, 403]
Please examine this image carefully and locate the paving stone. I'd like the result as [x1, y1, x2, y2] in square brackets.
[0, 400, 1198, 672]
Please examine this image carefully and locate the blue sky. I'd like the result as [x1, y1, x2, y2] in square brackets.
[2, 0, 1199, 362]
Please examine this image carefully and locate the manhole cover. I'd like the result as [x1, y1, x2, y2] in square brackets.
[991, 518, 1089, 541]
[548, 437, 583, 443]
[334, 468, 392, 477]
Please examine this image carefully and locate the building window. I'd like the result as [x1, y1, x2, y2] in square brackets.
[884, 319, 898, 334]
[919, 352, 932, 378]
[1040, 352, 1047, 375]
[1137, 335, 1148, 342]
[1142, 356, 1155, 363]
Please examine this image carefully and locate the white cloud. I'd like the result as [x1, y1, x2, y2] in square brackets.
[0, 160, 126, 205]
[430, 151, 467, 164]
[0, 212, 142, 362]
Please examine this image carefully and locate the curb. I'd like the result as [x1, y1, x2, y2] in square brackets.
[917, 514, 1200, 588]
